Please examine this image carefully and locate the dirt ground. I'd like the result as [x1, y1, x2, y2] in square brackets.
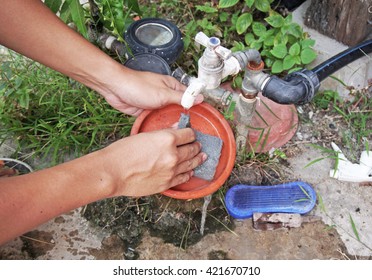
[1, 98, 371, 260]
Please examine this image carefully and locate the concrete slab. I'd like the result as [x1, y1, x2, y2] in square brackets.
[286, 145, 372, 257]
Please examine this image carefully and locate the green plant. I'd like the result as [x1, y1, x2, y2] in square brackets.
[313, 90, 340, 110]
[45, 0, 90, 38]
[312, 83, 372, 156]
[44, 0, 141, 41]
[179, 0, 317, 76]
[0, 51, 133, 165]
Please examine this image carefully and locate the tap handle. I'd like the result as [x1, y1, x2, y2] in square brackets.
[215, 45, 232, 60]
[195, 32, 232, 60]
[195, 32, 210, 48]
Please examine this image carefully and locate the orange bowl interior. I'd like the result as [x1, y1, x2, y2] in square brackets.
[131, 103, 236, 200]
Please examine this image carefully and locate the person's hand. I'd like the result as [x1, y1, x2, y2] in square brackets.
[100, 127, 207, 197]
[100, 67, 204, 116]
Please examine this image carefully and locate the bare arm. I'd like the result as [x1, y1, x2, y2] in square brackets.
[0, 0, 202, 116]
[0, 129, 205, 245]
[0, 1, 206, 244]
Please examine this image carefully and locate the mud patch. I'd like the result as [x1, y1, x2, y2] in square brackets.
[20, 230, 55, 258]
[89, 234, 126, 260]
[82, 194, 234, 259]
[208, 250, 230, 260]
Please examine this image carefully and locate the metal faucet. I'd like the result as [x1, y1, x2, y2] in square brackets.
[177, 32, 269, 154]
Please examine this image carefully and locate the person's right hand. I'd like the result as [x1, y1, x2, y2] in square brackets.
[100, 128, 207, 197]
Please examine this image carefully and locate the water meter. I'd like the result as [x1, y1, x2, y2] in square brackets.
[123, 18, 183, 74]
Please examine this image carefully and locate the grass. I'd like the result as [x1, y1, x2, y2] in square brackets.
[0, 50, 134, 166]
[311, 82, 372, 160]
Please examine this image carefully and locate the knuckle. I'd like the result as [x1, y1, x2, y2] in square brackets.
[177, 173, 190, 185]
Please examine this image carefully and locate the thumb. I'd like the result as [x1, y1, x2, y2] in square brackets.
[166, 90, 204, 107]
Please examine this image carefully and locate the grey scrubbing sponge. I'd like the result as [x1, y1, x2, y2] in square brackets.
[178, 113, 223, 181]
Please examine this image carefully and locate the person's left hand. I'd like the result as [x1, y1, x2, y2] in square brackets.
[100, 67, 203, 116]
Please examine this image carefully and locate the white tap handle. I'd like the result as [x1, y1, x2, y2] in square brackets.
[215, 45, 232, 60]
[195, 32, 210, 48]
[181, 79, 205, 110]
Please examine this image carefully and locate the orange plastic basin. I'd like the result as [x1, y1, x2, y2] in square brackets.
[131, 103, 236, 200]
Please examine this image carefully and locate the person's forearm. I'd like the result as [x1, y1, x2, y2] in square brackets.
[0, 0, 123, 94]
[0, 149, 114, 244]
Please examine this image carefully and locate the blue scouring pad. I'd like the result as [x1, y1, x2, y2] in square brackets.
[225, 181, 317, 219]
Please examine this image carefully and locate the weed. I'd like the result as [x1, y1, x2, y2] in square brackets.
[349, 213, 360, 242]
[311, 81, 372, 160]
[0, 51, 133, 166]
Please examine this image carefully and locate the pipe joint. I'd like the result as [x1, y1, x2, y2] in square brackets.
[262, 69, 320, 105]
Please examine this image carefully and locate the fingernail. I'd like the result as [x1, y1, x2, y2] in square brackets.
[195, 94, 204, 103]
[201, 153, 208, 162]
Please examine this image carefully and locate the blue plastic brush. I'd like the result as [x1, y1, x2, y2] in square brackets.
[225, 181, 317, 219]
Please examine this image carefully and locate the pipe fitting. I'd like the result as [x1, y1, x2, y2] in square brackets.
[262, 69, 320, 105]
[232, 49, 262, 69]
[241, 61, 270, 99]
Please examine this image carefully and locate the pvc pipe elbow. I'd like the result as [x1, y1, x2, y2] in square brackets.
[181, 79, 206, 109]
[330, 142, 372, 183]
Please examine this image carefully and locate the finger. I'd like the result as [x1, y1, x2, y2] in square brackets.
[193, 94, 204, 105]
[175, 152, 207, 175]
[172, 128, 196, 146]
[176, 141, 202, 163]
[164, 76, 187, 92]
[169, 171, 194, 188]
[170, 122, 179, 129]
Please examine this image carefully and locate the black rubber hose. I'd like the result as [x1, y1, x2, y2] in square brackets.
[312, 39, 372, 82]
[262, 39, 372, 105]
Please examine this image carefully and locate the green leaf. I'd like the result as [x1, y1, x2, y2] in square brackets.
[250, 40, 262, 51]
[261, 29, 275, 46]
[271, 60, 283, 74]
[265, 15, 285, 28]
[19, 91, 30, 109]
[196, 5, 218, 13]
[301, 48, 317, 64]
[284, 14, 293, 24]
[264, 57, 274, 67]
[124, 0, 142, 15]
[245, 33, 255, 45]
[349, 214, 360, 241]
[245, 0, 255, 8]
[288, 67, 303, 74]
[252, 22, 267, 36]
[219, 12, 229, 22]
[301, 38, 316, 48]
[255, 0, 271, 12]
[283, 55, 296, 70]
[218, 0, 239, 8]
[287, 23, 303, 38]
[270, 43, 287, 59]
[289, 42, 301, 56]
[66, 0, 88, 38]
[59, 0, 72, 23]
[236, 13, 253, 34]
[274, 32, 288, 45]
[44, 0, 62, 14]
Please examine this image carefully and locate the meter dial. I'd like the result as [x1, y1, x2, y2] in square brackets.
[135, 23, 173, 46]
[124, 18, 183, 64]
